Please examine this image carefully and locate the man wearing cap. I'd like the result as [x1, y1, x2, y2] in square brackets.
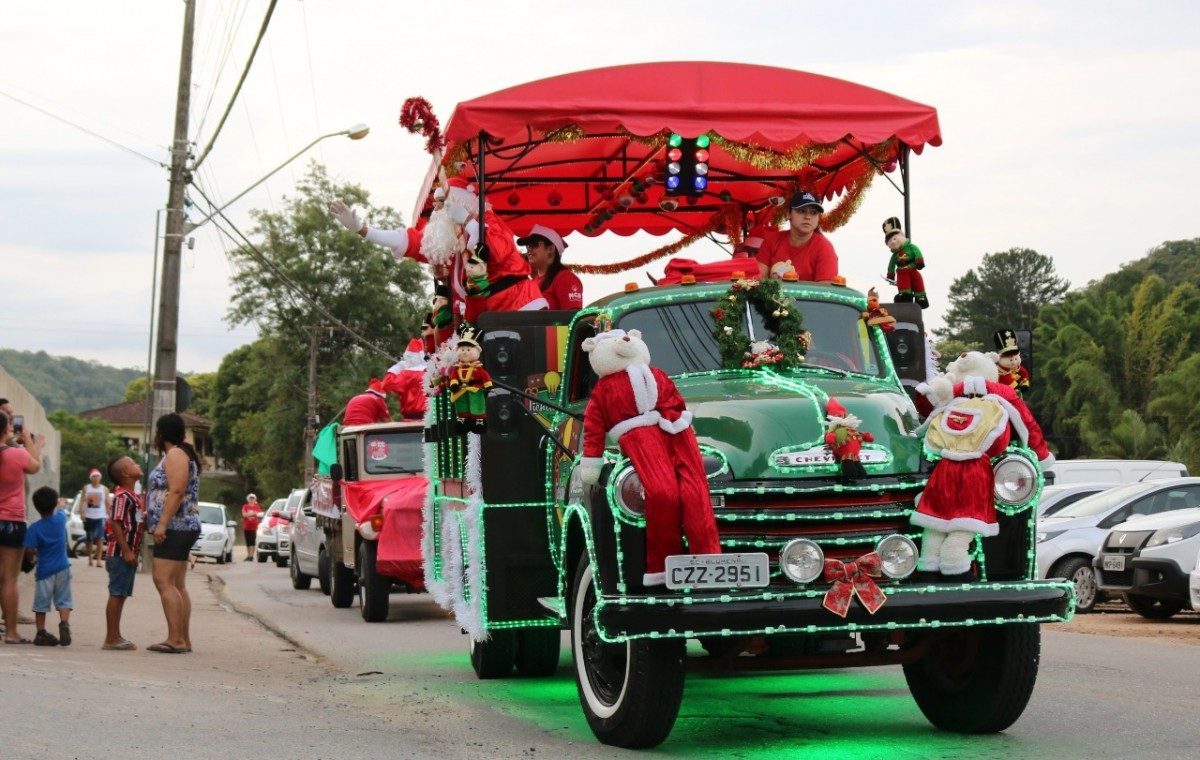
[517, 224, 583, 311]
[342, 379, 392, 427]
[756, 191, 839, 283]
[82, 468, 109, 567]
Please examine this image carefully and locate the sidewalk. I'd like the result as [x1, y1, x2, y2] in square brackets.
[1, 554, 431, 758]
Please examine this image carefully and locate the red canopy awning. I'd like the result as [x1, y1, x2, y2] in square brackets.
[417, 62, 941, 238]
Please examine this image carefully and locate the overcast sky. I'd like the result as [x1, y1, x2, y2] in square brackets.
[2, 1, 1198, 373]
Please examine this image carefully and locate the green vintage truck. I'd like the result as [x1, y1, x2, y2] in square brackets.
[415, 62, 1073, 749]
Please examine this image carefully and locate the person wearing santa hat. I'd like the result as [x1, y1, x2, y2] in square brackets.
[342, 379, 392, 427]
[517, 224, 583, 311]
[82, 467, 109, 567]
[381, 339, 429, 420]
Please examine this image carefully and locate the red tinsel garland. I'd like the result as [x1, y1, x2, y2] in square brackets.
[399, 96, 444, 155]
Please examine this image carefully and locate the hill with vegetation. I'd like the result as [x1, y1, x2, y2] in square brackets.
[1029, 238, 1200, 470]
[0, 348, 144, 413]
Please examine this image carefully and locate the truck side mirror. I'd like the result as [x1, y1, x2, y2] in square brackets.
[329, 463, 343, 481]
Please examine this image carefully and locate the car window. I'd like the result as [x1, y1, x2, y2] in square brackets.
[199, 504, 224, 525]
[617, 299, 883, 377]
[1041, 489, 1104, 518]
[362, 431, 424, 475]
[1055, 483, 1154, 519]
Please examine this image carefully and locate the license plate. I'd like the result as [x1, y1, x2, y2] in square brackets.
[665, 553, 770, 590]
[1102, 554, 1126, 572]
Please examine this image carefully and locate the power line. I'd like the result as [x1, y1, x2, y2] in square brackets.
[193, 0, 250, 141]
[192, 0, 278, 171]
[0, 89, 168, 168]
[189, 181, 399, 363]
[298, 0, 324, 163]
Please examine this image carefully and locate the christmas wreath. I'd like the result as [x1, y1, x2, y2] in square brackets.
[710, 277, 808, 370]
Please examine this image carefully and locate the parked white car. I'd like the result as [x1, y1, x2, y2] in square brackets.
[1095, 498, 1200, 619]
[1044, 459, 1187, 486]
[191, 502, 237, 564]
[1036, 483, 1117, 520]
[256, 490, 302, 566]
[1189, 544, 1200, 613]
[1036, 479, 1200, 613]
[289, 487, 330, 595]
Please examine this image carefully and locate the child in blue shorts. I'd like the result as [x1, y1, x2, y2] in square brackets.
[23, 486, 72, 646]
[104, 456, 144, 650]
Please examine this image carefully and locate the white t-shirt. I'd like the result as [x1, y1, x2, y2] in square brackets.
[83, 483, 108, 520]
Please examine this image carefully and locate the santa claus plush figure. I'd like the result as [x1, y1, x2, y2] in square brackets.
[343, 378, 391, 427]
[381, 339, 429, 420]
[824, 398, 875, 480]
[911, 351, 1054, 576]
[578, 329, 722, 586]
[992, 328, 1030, 396]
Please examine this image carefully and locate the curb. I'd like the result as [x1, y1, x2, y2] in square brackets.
[205, 572, 329, 666]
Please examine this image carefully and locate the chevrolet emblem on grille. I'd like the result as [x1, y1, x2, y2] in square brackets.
[1118, 533, 1127, 545]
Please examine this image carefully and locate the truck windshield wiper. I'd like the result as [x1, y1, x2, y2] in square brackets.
[799, 364, 849, 378]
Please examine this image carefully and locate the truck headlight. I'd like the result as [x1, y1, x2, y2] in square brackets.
[612, 468, 646, 518]
[875, 534, 918, 579]
[994, 455, 1037, 505]
[1146, 521, 1200, 547]
[780, 539, 824, 583]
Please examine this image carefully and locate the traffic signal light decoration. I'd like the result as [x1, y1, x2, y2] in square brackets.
[664, 133, 711, 197]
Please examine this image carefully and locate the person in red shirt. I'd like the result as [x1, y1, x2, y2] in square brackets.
[342, 379, 391, 426]
[239, 494, 262, 561]
[517, 224, 583, 311]
[755, 191, 839, 283]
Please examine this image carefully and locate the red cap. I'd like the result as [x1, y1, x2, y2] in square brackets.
[405, 338, 423, 354]
[826, 398, 848, 418]
[367, 377, 386, 394]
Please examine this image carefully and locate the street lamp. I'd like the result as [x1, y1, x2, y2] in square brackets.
[184, 122, 369, 232]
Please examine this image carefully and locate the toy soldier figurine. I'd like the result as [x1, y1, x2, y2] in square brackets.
[883, 217, 928, 309]
[992, 328, 1031, 396]
[447, 329, 492, 433]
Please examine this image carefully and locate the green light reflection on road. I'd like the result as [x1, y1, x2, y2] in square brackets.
[373, 648, 1031, 759]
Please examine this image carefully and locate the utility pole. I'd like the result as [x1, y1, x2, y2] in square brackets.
[302, 328, 320, 485]
[152, 0, 196, 423]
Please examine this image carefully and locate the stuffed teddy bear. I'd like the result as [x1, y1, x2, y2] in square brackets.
[911, 351, 1053, 576]
[578, 328, 722, 585]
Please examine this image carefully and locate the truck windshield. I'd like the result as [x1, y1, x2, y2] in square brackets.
[362, 432, 424, 475]
[618, 299, 884, 377]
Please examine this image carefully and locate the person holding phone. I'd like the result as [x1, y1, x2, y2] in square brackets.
[0, 409, 43, 644]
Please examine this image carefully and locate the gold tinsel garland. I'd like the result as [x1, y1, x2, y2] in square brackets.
[567, 222, 717, 276]
[707, 133, 841, 172]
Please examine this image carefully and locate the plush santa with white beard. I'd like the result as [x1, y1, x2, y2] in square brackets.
[578, 328, 721, 586]
[381, 339, 429, 420]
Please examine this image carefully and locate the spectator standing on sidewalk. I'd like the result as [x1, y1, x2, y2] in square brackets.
[103, 456, 144, 651]
[145, 413, 201, 654]
[1, 410, 43, 644]
[22, 487, 72, 646]
[240, 494, 262, 561]
[82, 468, 108, 567]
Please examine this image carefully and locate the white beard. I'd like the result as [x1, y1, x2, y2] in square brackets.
[419, 205, 463, 268]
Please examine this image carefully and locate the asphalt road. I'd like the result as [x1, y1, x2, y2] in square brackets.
[217, 560, 1200, 760]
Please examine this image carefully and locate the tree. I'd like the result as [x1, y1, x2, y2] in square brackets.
[224, 161, 426, 353]
[210, 163, 428, 494]
[48, 411, 129, 496]
[123, 372, 214, 417]
[1082, 409, 1168, 461]
[938, 248, 1069, 347]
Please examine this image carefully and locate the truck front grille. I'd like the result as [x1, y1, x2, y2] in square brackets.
[712, 487, 919, 586]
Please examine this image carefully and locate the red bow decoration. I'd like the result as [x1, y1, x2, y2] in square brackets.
[821, 552, 888, 617]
